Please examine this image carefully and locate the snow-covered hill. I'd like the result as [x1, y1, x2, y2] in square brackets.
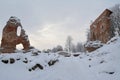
[0, 37, 120, 80]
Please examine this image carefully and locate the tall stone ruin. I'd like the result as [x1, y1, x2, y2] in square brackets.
[0, 16, 30, 53]
[85, 9, 113, 52]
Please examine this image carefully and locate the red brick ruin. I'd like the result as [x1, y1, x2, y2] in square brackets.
[90, 9, 112, 43]
[85, 9, 113, 52]
[0, 9, 114, 53]
[1, 16, 30, 53]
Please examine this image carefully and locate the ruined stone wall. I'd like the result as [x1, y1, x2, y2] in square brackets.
[90, 9, 112, 43]
[85, 9, 113, 52]
[0, 16, 30, 53]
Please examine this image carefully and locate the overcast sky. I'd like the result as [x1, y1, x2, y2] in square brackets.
[0, 0, 119, 50]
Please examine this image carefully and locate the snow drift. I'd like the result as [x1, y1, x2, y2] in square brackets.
[0, 37, 120, 80]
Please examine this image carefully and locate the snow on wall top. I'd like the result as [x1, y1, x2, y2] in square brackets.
[8, 16, 21, 25]
[85, 40, 104, 48]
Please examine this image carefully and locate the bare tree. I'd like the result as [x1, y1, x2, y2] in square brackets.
[86, 29, 91, 41]
[71, 44, 77, 53]
[65, 36, 73, 53]
[76, 42, 85, 52]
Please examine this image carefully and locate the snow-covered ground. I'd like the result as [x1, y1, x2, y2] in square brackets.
[0, 37, 120, 80]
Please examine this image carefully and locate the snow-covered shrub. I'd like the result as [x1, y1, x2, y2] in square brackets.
[85, 40, 104, 48]
[57, 51, 71, 57]
[52, 45, 63, 53]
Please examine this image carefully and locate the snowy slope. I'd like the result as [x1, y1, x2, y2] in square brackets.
[0, 37, 120, 80]
[82, 36, 120, 80]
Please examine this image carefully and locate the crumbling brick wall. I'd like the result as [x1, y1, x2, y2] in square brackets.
[90, 9, 112, 43]
[85, 9, 113, 52]
[1, 16, 30, 53]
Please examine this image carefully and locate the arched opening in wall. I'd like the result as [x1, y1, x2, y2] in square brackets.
[16, 44, 23, 50]
[17, 26, 21, 36]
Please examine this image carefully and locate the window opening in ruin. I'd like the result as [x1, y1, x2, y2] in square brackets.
[17, 26, 21, 36]
[101, 25, 104, 33]
[101, 25, 104, 29]
[16, 44, 23, 50]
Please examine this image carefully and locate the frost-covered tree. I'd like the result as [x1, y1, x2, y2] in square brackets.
[56, 45, 63, 52]
[110, 4, 120, 37]
[71, 44, 77, 53]
[42, 49, 51, 53]
[76, 42, 85, 52]
[65, 36, 73, 53]
[52, 45, 63, 53]
[51, 47, 57, 53]
[86, 29, 91, 41]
